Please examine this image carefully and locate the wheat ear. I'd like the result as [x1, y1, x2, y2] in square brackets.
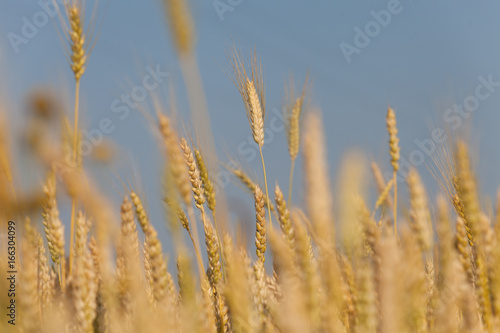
[253, 259, 268, 331]
[455, 217, 473, 283]
[201, 278, 218, 333]
[194, 148, 216, 213]
[292, 212, 321, 328]
[158, 113, 192, 204]
[42, 171, 66, 288]
[130, 190, 151, 233]
[454, 141, 481, 243]
[303, 111, 335, 245]
[37, 233, 54, 311]
[452, 187, 474, 246]
[193, 146, 227, 276]
[453, 141, 492, 325]
[165, 198, 191, 233]
[144, 226, 171, 306]
[180, 138, 206, 209]
[284, 76, 308, 203]
[116, 197, 141, 314]
[68, 248, 97, 333]
[204, 221, 222, 289]
[179, 138, 213, 281]
[245, 79, 265, 147]
[407, 168, 433, 252]
[386, 107, 400, 235]
[119, 197, 140, 261]
[286, 96, 301, 204]
[255, 185, 267, 262]
[434, 195, 461, 332]
[339, 253, 357, 330]
[162, 0, 194, 56]
[74, 211, 90, 260]
[275, 184, 295, 250]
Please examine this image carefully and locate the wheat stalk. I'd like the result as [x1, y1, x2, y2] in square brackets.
[57, 0, 92, 277]
[373, 177, 395, 215]
[228, 47, 273, 230]
[371, 162, 393, 209]
[386, 107, 400, 235]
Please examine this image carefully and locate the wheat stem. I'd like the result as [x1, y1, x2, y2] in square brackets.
[69, 200, 76, 273]
[288, 158, 295, 205]
[186, 205, 206, 283]
[259, 147, 272, 230]
[393, 170, 398, 235]
[232, 168, 279, 221]
[69, 78, 80, 277]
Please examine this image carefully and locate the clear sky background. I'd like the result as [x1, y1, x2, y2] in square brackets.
[1, 0, 500, 250]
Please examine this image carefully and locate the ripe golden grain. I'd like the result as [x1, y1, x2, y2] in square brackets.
[195, 148, 216, 213]
[3, 6, 500, 331]
[255, 185, 267, 262]
[180, 138, 206, 209]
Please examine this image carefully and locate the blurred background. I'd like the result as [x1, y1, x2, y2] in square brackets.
[1, 0, 500, 249]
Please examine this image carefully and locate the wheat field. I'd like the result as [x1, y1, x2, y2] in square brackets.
[1, 1, 500, 333]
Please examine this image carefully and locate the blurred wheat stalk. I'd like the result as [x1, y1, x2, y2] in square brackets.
[1, 1, 499, 333]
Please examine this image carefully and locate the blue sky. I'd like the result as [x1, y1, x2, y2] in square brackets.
[2, 0, 500, 250]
